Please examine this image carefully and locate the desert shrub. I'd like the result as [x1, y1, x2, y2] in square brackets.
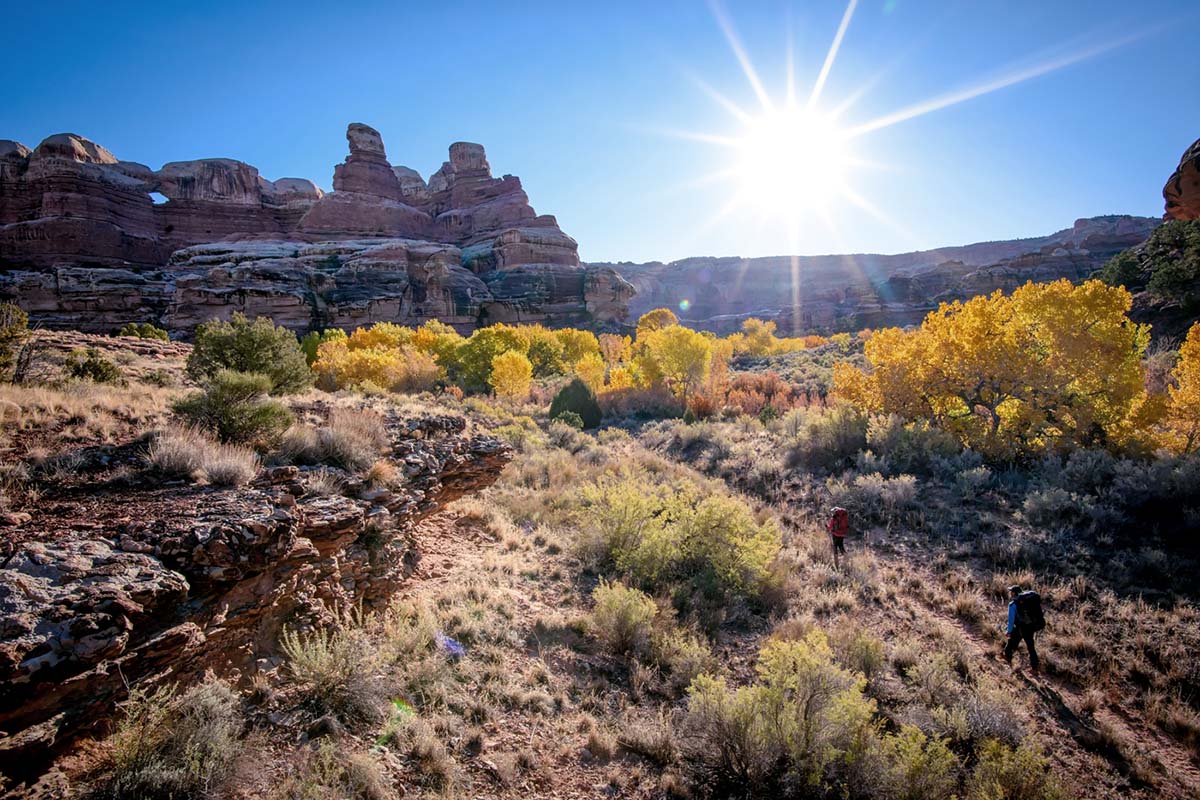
[600, 384, 685, 419]
[590, 579, 658, 655]
[554, 409, 584, 429]
[966, 739, 1064, 800]
[0, 303, 28, 380]
[275, 739, 391, 800]
[101, 678, 241, 799]
[827, 472, 919, 525]
[187, 313, 312, 394]
[174, 370, 293, 447]
[785, 405, 868, 472]
[830, 623, 886, 679]
[578, 475, 780, 604]
[118, 322, 170, 341]
[679, 632, 877, 796]
[280, 624, 386, 726]
[146, 427, 259, 486]
[957, 465, 994, 496]
[653, 628, 719, 691]
[547, 420, 591, 453]
[885, 724, 960, 800]
[551, 377, 602, 428]
[866, 414, 961, 475]
[63, 347, 123, 384]
[279, 409, 389, 471]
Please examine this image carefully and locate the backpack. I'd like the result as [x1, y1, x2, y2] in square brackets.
[1015, 591, 1045, 632]
[829, 507, 849, 538]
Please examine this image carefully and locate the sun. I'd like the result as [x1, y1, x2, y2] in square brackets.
[734, 106, 851, 218]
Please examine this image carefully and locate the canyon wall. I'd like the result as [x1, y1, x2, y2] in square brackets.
[0, 125, 633, 334]
[598, 215, 1160, 334]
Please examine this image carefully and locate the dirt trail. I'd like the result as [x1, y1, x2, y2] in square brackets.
[395, 508, 650, 799]
[825, 520, 1200, 800]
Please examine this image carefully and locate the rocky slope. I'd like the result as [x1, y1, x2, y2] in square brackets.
[0, 407, 511, 786]
[598, 215, 1160, 333]
[0, 125, 633, 334]
[1164, 136, 1200, 222]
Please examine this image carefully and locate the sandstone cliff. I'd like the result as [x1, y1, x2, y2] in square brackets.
[0, 125, 633, 334]
[598, 215, 1159, 334]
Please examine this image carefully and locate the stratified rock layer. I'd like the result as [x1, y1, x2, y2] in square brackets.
[1164, 137, 1200, 222]
[0, 125, 632, 334]
[0, 412, 511, 783]
[600, 215, 1160, 334]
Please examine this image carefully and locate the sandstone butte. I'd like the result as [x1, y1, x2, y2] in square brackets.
[0, 123, 635, 335]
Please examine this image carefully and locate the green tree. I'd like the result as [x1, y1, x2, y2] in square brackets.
[0, 303, 29, 381]
[187, 313, 312, 395]
[174, 370, 294, 447]
[550, 377, 602, 428]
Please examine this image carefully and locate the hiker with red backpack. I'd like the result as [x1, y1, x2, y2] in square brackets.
[826, 506, 849, 569]
[1003, 584, 1044, 675]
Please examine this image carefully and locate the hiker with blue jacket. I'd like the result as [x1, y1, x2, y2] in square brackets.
[1003, 584, 1044, 675]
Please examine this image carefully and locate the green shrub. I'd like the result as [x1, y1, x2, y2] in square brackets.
[554, 409, 584, 429]
[966, 739, 1065, 800]
[1098, 250, 1142, 289]
[118, 321, 170, 340]
[174, 370, 293, 447]
[550, 377, 602, 429]
[885, 724, 960, 800]
[653, 628, 719, 692]
[679, 631, 877, 795]
[578, 475, 781, 604]
[0, 303, 29, 380]
[187, 313, 312, 394]
[102, 678, 241, 799]
[63, 347, 123, 384]
[590, 579, 658, 655]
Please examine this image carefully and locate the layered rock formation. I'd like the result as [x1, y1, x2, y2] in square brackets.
[0, 411, 510, 784]
[1164, 137, 1200, 221]
[0, 124, 633, 334]
[600, 215, 1159, 334]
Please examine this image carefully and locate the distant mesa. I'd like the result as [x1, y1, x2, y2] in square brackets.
[0, 123, 634, 335]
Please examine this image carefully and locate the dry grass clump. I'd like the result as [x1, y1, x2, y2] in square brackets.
[278, 408, 389, 471]
[280, 624, 387, 727]
[145, 426, 259, 486]
[272, 739, 393, 800]
[96, 678, 242, 799]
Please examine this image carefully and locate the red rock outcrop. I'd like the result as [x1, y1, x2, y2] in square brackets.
[1164, 137, 1200, 221]
[0, 124, 634, 334]
[0, 412, 511, 785]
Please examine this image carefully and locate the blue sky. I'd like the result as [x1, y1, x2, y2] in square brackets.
[2, 0, 1197, 263]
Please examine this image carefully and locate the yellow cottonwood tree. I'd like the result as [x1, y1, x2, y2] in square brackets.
[490, 350, 533, 401]
[833, 279, 1150, 457]
[574, 352, 606, 394]
[637, 324, 713, 397]
[636, 308, 679, 338]
[1162, 323, 1200, 453]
